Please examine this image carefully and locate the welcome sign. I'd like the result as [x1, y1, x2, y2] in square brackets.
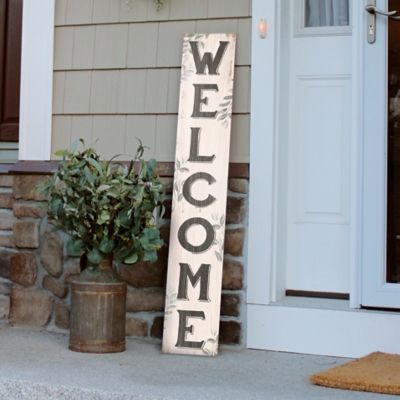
[162, 34, 236, 356]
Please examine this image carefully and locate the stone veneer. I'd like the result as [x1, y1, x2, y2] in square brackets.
[0, 174, 248, 346]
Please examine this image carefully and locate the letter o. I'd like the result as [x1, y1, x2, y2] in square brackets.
[178, 217, 215, 254]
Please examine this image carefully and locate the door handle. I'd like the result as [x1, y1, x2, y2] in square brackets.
[366, 0, 400, 44]
[365, 5, 400, 19]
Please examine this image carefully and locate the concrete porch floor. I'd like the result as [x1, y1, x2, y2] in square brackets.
[0, 324, 395, 400]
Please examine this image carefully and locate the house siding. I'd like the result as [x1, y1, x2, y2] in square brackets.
[51, 0, 251, 163]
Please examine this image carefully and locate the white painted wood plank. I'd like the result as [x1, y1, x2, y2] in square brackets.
[19, 0, 54, 161]
[162, 34, 236, 356]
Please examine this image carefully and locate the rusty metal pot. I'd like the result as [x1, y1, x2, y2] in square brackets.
[69, 253, 127, 353]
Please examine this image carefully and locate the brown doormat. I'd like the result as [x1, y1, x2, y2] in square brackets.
[309, 352, 400, 395]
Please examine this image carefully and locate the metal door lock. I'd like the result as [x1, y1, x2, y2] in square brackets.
[369, 25, 374, 36]
[366, 0, 400, 44]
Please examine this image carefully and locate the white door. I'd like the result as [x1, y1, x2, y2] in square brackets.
[284, 0, 352, 294]
[361, 0, 400, 308]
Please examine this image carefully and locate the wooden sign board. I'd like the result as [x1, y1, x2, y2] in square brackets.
[162, 33, 236, 356]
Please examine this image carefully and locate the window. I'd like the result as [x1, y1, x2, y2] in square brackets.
[305, 0, 349, 28]
[0, 0, 22, 142]
[294, 0, 351, 37]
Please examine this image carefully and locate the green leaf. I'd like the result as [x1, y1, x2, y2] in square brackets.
[123, 252, 138, 264]
[87, 247, 103, 264]
[117, 209, 130, 228]
[67, 236, 85, 256]
[100, 210, 110, 221]
[86, 157, 103, 175]
[149, 158, 157, 171]
[99, 236, 115, 254]
[141, 236, 150, 251]
[143, 250, 157, 263]
[159, 204, 166, 219]
[70, 140, 78, 154]
[84, 166, 94, 183]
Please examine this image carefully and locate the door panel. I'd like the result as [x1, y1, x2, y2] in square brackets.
[294, 76, 351, 225]
[285, 1, 352, 293]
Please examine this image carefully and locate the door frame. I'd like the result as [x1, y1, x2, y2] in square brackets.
[359, 0, 400, 307]
[246, 0, 400, 357]
[247, 0, 364, 310]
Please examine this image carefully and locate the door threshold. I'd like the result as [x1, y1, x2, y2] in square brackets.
[271, 295, 400, 314]
[248, 298, 400, 357]
[271, 296, 350, 310]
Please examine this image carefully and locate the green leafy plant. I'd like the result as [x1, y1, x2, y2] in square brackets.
[38, 139, 165, 265]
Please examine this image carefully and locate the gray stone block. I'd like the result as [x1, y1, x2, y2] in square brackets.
[10, 252, 37, 287]
[13, 221, 40, 249]
[40, 228, 63, 278]
[9, 287, 52, 327]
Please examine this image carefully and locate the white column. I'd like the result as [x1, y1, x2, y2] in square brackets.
[19, 0, 55, 161]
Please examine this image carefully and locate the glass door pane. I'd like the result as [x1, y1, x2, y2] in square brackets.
[305, 0, 349, 27]
[387, 0, 400, 283]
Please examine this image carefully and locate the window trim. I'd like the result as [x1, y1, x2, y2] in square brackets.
[294, 0, 352, 38]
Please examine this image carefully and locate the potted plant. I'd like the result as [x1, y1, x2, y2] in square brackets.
[38, 139, 165, 353]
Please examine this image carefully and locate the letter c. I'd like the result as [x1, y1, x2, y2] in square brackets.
[182, 172, 216, 208]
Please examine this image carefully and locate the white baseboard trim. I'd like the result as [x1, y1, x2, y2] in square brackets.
[247, 301, 400, 358]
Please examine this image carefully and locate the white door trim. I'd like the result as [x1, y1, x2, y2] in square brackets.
[247, 0, 279, 306]
[247, 0, 384, 354]
[19, 0, 54, 161]
[349, 0, 364, 308]
[359, 0, 400, 308]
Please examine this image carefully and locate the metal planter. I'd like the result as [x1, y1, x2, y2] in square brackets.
[69, 253, 127, 353]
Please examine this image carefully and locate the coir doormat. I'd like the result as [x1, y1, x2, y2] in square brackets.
[309, 352, 400, 395]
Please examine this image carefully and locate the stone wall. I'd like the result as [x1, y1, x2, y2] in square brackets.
[0, 173, 248, 346]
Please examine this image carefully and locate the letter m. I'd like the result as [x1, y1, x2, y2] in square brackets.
[178, 263, 211, 301]
[190, 41, 229, 75]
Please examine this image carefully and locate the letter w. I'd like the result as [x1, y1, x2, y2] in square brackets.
[178, 263, 211, 301]
[190, 41, 229, 75]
